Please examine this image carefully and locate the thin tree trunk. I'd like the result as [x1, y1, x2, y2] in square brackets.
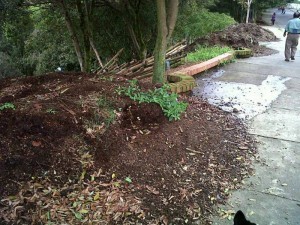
[89, 38, 103, 68]
[126, 23, 143, 59]
[84, 0, 104, 68]
[152, 0, 179, 84]
[246, 0, 252, 23]
[76, 0, 91, 72]
[152, 0, 168, 84]
[246, 5, 250, 23]
[60, 0, 84, 71]
[166, 0, 179, 39]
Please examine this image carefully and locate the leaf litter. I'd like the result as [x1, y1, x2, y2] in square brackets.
[0, 72, 257, 224]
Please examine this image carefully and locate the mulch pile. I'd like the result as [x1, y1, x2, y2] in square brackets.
[0, 72, 256, 224]
[190, 23, 279, 56]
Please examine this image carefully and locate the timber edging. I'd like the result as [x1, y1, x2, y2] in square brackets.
[167, 52, 235, 93]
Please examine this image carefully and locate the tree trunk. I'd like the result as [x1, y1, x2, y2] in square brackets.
[84, 0, 104, 68]
[166, 0, 179, 39]
[152, 0, 168, 84]
[246, 5, 250, 23]
[90, 38, 103, 68]
[60, 0, 84, 71]
[152, 0, 179, 84]
[76, 0, 91, 72]
[245, 0, 252, 23]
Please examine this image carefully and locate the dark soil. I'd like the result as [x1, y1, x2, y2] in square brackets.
[1, 22, 281, 225]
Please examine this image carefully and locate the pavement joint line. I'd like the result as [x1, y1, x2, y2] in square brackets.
[247, 189, 300, 203]
[248, 133, 300, 144]
[272, 106, 300, 112]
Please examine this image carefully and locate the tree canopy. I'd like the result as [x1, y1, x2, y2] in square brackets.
[0, 0, 288, 81]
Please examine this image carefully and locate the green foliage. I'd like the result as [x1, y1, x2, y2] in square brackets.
[174, 4, 235, 42]
[117, 80, 188, 121]
[92, 1, 156, 62]
[0, 4, 34, 77]
[25, 7, 79, 74]
[46, 108, 57, 114]
[0, 52, 22, 78]
[0, 102, 15, 111]
[186, 45, 232, 63]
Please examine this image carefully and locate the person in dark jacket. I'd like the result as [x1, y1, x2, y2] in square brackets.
[271, 12, 276, 25]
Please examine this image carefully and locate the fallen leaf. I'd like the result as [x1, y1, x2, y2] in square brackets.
[238, 145, 249, 150]
[79, 209, 88, 214]
[33, 103, 42, 111]
[146, 185, 159, 195]
[32, 140, 42, 147]
[94, 192, 100, 201]
[80, 170, 86, 180]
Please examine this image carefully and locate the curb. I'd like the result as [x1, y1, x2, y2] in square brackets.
[167, 52, 235, 93]
[234, 48, 253, 58]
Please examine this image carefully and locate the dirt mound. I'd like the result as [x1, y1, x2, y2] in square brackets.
[0, 73, 256, 224]
[191, 23, 279, 56]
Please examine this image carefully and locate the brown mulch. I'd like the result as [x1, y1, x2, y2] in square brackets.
[0, 72, 257, 224]
[190, 23, 279, 56]
[0, 22, 281, 224]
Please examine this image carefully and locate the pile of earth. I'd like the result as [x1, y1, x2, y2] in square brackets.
[0, 72, 256, 224]
[190, 23, 279, 56]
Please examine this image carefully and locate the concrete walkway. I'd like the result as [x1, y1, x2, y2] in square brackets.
[194, 8, 300, 225]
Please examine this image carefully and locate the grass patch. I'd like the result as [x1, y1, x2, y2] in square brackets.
[186, 45, 232, 63]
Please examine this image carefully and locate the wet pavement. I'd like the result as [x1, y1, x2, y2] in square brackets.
[193, 8, 300, 225]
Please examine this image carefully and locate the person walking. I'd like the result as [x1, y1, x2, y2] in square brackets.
[284, 12, 300, 61]
[271, 12, 276, 25]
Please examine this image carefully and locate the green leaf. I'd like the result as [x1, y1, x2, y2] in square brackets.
[46, 211, 51, 220]
[74, 212, 82, 220]
[125, 177, 132, 183]
[79, 209, 88, 214]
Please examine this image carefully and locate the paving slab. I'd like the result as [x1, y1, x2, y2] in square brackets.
[213, 191, 300, 225]
[273, 89, 300, 111]
[211, 132, 300, 225]
[192, 7, 300, 225]
[249, 108, 300, 142]
[222, 62, 298, 78]
[246, 136, 300, 201]
[216, 71, 268, 85]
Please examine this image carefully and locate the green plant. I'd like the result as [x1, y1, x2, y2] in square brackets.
[0, 102, 15, 111]
[46, 108, 57, 114]
[174, 6, 235, 42]
[186, 45, 232, 63]
[116, 80, 188, 121]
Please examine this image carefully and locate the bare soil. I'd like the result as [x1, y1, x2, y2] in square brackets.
[0, 23, 279, 224]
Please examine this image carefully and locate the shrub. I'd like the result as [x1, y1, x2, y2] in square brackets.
[174, 7, 236, 42]
[117, 80, 188, 121]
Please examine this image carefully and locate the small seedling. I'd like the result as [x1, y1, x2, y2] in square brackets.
[46, 108, 57, 114]
[125, 177, 132, 183]
[0, 102, 15, 111]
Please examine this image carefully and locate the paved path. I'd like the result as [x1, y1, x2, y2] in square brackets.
[194, 8, 300, 225]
